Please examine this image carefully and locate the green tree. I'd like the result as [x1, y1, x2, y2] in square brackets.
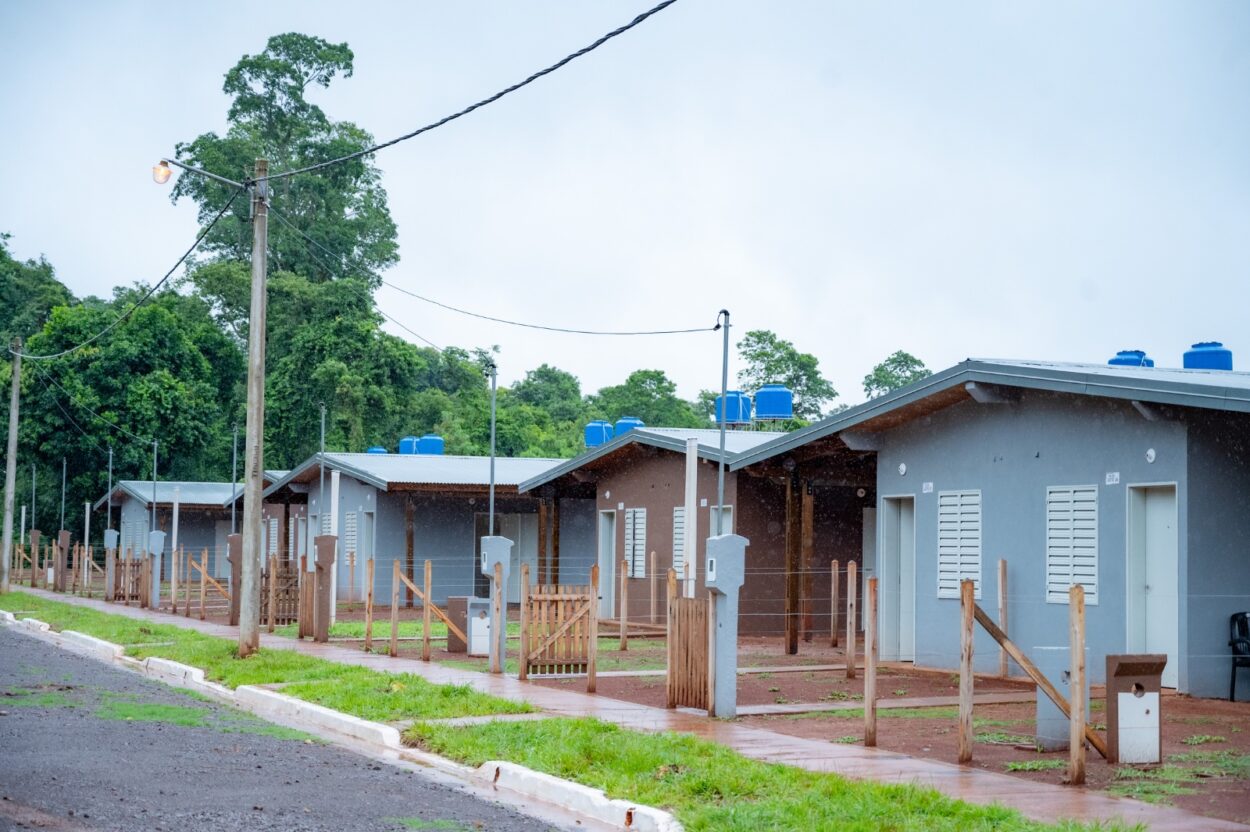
[588, 369, 703, 428]
[862, 350, 931, 398]
[172, 33, 398, 286]
[736, 330, 837, 420]
[0, 234, 74, 345]
[512, 364, 585, 424]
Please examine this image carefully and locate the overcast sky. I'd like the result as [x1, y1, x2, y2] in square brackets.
[2, 1, 1247, 409]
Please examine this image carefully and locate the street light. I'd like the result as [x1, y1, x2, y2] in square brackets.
[152, 161, 172, 185]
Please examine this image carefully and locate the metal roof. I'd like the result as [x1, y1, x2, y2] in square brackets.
[94, 480, 238, 511]
[265, 452, 567, 497]
[518, 427, 787, 493]
[730, 358, 1250, 470]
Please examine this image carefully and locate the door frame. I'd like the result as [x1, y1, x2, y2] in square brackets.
[878, 494, 917, 662]
[597, 510, 617, 618]
[1125, 481, 1179, 686]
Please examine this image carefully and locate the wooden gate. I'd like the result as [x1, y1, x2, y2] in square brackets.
[666, 569, 709, 711]
[114, 552, 144, 604]
[263, 557, 300, 627]
[518, 563, 598, 692]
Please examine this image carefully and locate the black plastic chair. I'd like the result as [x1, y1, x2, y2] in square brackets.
[1232, 612, 1250, 702]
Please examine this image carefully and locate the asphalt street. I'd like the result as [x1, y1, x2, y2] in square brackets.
[0, 627, 560, 832]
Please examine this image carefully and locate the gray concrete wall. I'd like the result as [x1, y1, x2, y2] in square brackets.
[875, 391, 1189, 688]
[1185, 411, 1250, 699]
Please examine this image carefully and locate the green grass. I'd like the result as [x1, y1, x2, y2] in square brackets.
[391, 820, 473, 831]
[1107, 766, 1200, 804]
[1, 687, 75, 708]
[1180, 734, 1226, 746]
[96, 699, 208, 727]
[1, 590, 527, 723]
[1168, 750, 1250, 779]
[1005, 759, 1067, 773]
[405, 718, 1132, 832]
[976, 732, 1036, 746]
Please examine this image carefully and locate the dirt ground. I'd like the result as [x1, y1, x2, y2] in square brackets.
[740, 691, 1250, 825]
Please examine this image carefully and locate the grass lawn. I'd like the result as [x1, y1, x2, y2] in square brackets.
[0, 590, 528, 722]
[406, 718, 1135, 832]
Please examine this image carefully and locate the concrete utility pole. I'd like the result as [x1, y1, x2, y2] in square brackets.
[1, 337, 21, 593]
[238, 158, 269, 657]
[487, 361, 498, 533]
[60, 458, 67, 532]
[716, 310, 730, 535]
[105, 446, 113, 532]
[230, 424, 238, 534]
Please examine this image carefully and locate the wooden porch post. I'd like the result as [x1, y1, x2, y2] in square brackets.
[784, 470, 801, 655]
[404, 496, 415, 608]
[537, 497, 549, 585]
[551, 497, 561, 585]
[801, 480, 814, 642]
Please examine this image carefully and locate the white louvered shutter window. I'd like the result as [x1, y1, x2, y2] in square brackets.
[266, 518, 279, 556]
[1046, 486, 1098, 604]
[938, 490, 981, 598]
[624, 508, 646, 577]
[672, 507, 685, 579]
[344, 511, 358, 558]
[321, 512, 331, 535]
[288, 515, 297, 559]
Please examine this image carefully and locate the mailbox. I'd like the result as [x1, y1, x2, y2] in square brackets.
[1106, 654, 1167, 764]
[445, 596, 474, 653]
[103, 528, 119, 551]
[479, 536, 513, 669]
[468, 597, 492, 657]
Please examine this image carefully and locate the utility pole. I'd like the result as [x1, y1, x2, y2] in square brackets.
[487, 361, 498, 534]
[716, 310, 730, 535]
[60, 458, 67, 532]
[150, 441, 157, 542]
[230, 424, 238, 534]
[1, 337, 21, 593]
[318, 403, 326, 533]
[105, 446, 113, 532]
[238, 158, 269, 657]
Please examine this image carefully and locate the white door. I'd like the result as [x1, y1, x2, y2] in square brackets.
[879, 498, 916, 661]
[598, 511, 616, 618]
[1128, 485, 1179, 687]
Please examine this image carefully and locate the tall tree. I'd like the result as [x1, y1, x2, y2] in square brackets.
[862, 350, 931, 398]
[172, 33, 398, 287]
[736, 329, 837, 420]
[512, 364, 584, 424]
[588, 369, 703, 428]
[0, 234, 74, 346]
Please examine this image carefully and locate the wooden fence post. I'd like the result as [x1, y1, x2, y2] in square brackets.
[830, 560, 840, 648]
[665, 568, 677, 709]
[1068, 583, 1086, 785]
[846, 560, 858, 678]
[958, 579, 976, 764]
[183, 547, 191, 616]
[422, 559, 433, 662]
[865, 577, 879, 747]
[998, 558, 1009, 677]
[490, 561, 503, 674]
[518, 562, 530, 681]
[364, 558, 375, 653]
[588, 563, 599, 693]
[199, 550, 207, 621]
[619, 558, 629, 652]
[390, 560, 400, 658]
[268, 554, 278, 633]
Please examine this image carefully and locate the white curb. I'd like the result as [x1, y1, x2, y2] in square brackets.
[21, 617, 50, 633]
[234, 685, 403, 749]
[0, 610, 15, 624]
[60, 630, 125, 662]
[477, 762, 682, 832]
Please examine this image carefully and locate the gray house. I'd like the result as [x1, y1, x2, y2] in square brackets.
[263, 452, 595, 605]
[95, 481, 240, 578]
[733, 358, 1250, 699]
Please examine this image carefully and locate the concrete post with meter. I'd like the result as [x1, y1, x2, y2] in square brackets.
[705, 533, 747, 718]
[147, 530, 166, 606]
[103, 528, 119, 601]
[480, 535, 513, 672]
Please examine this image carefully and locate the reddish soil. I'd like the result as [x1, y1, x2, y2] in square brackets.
[740, 693, 1250, 826]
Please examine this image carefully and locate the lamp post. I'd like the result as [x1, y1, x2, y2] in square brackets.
[486, 361, 498, 534]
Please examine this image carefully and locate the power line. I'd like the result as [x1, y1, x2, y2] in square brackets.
[266, 205, 443, 350]
[43, 386, 109, 458]
[265, 0, 680, 183]
[29, 362, 150, 445]
[13, 187, 244, 362]
[381, 282, 719, 336]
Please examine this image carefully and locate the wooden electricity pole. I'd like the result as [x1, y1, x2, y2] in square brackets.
[238, 159, 269, 657]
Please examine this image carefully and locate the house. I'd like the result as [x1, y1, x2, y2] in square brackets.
[731, 356, 1250, 699]
[518, 426, 876, 635]
[261, 452, 595, 605]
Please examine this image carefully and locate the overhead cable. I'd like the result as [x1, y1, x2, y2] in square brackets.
[12, 187, 244, 361]
[264, 0, 680, 183]
[30, 362, 151, 445]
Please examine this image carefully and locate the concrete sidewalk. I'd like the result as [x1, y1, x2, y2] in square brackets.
[12, 588, 1245, 831]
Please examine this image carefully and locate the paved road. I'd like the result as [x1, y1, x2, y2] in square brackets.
[0, 628, 559, 832]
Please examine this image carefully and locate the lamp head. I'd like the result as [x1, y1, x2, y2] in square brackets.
[152, 161, 172, 185]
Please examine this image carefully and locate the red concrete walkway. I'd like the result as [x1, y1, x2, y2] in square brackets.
[10, 589, 1245, 831]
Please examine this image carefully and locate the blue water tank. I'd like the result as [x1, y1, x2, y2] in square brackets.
[584, 420, 614, 448]
[614, 416, 645, 437]
[753, 384, 794, 420]
[715, 391, 752, 425]
[366, 446, 388, 454]
[417, 434, 445, 455]
[398, 436, 420, 455]
[1108, 350, 1154, 368]
[1183, 341, 1233, 371]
